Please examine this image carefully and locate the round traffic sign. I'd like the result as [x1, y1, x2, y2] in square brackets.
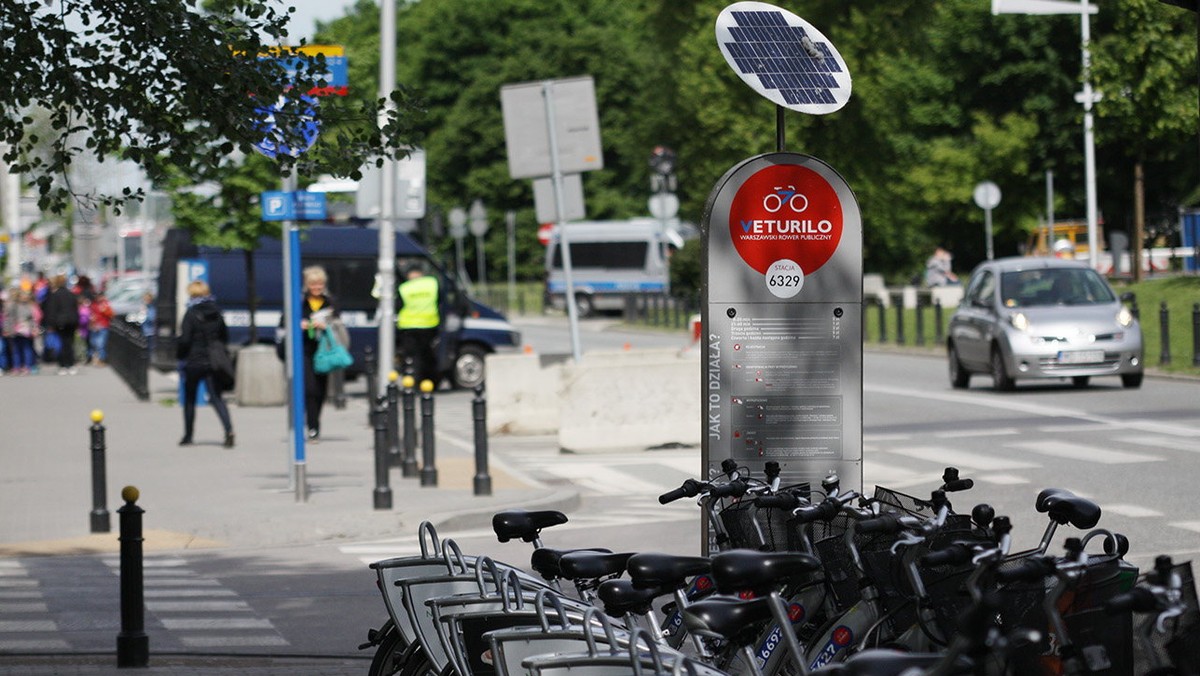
[973, 181, 1001, 210]
[448, 207, 467, 239]
[648, 193, 680, 220]
[537, 223, 554, 246]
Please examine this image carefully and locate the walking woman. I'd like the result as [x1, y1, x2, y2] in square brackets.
[176, 280, 235, 448]
[297, 265, 338, 441]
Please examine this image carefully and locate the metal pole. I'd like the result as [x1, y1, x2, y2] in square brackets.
[1080, 0, 1101, 271]
[476, 233, 487, 295]
[915, 296, 925, 347]
[284, 220, 307, 502]
[364, 346, 378, 427]
[1192, 303, 1200, 367]
[544, 81, 583, 361]
[419, 380, 438, 487]
[372, 395, 392, 510]
[116, 486, 148, 668]
[1160, 301, 1172, 365]
[985, 206, 995, 260]
[89, 410, 110, 533]
[506, 210, 517, 314]
[935, 300, 945, 344]
[472, 384, 492, 496]
[386, 371, 400, 466]
[376, 0, 398, 387]
[895, 297, 906, 346]
[1046, 169, 1055, 252]
[877, 299, 887, 343]
[775, 104, 785, 152]
[401, 374, 418, 477]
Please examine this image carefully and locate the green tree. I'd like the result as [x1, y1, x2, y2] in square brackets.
[0, 0, 418, 214]
[1093, 0, 1199, 280]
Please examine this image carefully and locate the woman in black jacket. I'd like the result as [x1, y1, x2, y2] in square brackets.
[41, 274, 80, 373]
[176, 280, 235, 448]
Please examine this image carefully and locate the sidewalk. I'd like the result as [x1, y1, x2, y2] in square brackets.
[0, 365, 578, 556]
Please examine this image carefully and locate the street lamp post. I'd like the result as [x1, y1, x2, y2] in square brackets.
[992, 0, 1101, 271]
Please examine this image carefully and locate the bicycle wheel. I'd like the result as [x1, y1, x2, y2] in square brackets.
[368, 625, 408, 676]
[397, 643, 438, 676]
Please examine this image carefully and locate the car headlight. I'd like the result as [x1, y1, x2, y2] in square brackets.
[1117, 307, 1134, 328]
[1009, 312, 1030, 332]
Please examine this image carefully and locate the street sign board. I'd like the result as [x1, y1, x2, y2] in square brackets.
[973, 181, 1001, 210]
[259, 45, 350, 96]
[354, 149, 427, 220]
[500, 76, 604, 179]
[448, 207, 468, 239]
[533, 174, 585, 223]
[649, 193, 680, 220]
[261, 191, 326, 221]
[701, 152, 863, 498]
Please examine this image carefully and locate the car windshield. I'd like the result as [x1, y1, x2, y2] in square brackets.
[1000, 268, 1116, 308]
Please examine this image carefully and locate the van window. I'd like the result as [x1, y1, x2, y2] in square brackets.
[551, 241, 648, 269]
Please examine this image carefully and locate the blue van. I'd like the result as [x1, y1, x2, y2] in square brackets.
[153, 226, 520, 388]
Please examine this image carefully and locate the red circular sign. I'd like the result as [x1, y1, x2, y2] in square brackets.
[728, 164, 843, 275]
[537, 223, 554, 246]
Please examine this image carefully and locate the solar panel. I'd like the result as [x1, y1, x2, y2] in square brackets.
[715, 1, 852, 115]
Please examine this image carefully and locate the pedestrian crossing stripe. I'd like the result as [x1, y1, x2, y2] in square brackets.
[885, 446, 1040, 472]
[1008, 440, 1162, 464]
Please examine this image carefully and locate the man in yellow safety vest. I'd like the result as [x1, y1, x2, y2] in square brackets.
[396, 265, 441, 386]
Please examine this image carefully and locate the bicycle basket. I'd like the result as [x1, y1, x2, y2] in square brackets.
[717, 500, 793, 552]
[811, 511, 860, 610]
[1134, 561, 1200, 674]
[872, 486, 933, 518]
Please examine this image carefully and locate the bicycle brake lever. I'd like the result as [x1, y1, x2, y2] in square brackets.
[890, 531, 925, 554]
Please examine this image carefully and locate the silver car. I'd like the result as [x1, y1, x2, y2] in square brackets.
[947, 257, 1143, 390]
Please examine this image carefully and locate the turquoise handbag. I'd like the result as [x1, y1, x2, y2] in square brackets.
[313, 327, 353, 374]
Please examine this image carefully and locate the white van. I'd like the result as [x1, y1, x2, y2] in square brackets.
[544, 219, 684, 317]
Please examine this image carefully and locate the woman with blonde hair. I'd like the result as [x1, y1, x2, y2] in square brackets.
[176, 280, 234, 448]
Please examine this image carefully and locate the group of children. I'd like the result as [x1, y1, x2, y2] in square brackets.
[0, 273, 118, 376]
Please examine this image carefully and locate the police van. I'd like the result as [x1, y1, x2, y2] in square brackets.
[154, 226, 520, 389]
[544, 218, 685, 317]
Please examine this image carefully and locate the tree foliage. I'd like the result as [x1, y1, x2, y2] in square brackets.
[0, 0, 420, 213]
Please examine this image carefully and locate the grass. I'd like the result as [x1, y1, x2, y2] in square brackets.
[864, 275, 1200, 376]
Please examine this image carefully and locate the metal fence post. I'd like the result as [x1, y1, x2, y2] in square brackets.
[419, 380, 438, 487]
[472, 384, 492, 496]
[877, 299, 887, 343]
[1160, 301, 1172, 366]
[400, 375, 419, 477]
[372, 395, 393, 510]
[895, 295, 906, 346]
[90, 410, 110, 533]
[915, 296, 926, 347]
[116, 486, 148, 668]
[934, 300, 945, 344]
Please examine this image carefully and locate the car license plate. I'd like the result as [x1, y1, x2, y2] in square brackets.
[1057, 350, 1104, 364]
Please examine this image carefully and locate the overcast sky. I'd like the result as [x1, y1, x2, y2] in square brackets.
[281, 0, 357, 41]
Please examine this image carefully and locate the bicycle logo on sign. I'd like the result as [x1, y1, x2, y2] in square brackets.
[763, 185, 809, 213]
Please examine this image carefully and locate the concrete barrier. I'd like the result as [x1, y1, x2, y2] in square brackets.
[485, 352, 562, 435]
[558, 349, 700, 452]
[930, 285, 964, 308]
[234, 345, 286, 406]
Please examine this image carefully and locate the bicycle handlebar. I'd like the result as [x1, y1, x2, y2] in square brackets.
[755, 492, 801, 510]
[659, 478, 706, 504]
[709, 480, 748, 499]
[921, 542, 974, 567]
[855, 513, 903, 535]
[943, 478, 974, 492]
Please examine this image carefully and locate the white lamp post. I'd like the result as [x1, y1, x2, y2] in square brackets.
[992, 0, 1101, 271]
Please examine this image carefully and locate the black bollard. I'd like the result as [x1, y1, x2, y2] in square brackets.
[472, 384, 493, 496]
[372, 395, 393, 510]
[386, 372, 401, 466]
[116, 486, 148, 668]
[934, 300, 945, 344]
[1192, 303, 1200, 367]
[1160, 301, 1172, 365]
[915, 296, 926, 347]
[895, 298, 906, 346]
[419, 380, 438, 487]
[877, 299, 887, 343]
[364, 346, 378, 427]
[90, 410, 111, 533]
[400, 375, 419, 478]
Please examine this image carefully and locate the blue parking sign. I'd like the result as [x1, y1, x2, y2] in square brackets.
[261, 191, 296, 221]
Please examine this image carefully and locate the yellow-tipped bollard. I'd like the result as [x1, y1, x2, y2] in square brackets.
[89, 410, 110, 533]
[419, 380, 437, 486]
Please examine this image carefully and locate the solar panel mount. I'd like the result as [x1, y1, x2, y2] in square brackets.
[715, 1, 852, 115]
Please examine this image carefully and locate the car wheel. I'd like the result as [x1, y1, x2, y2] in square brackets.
[1122, 372, 1144, 389]
[1071, 376, 1090, 388]
[948, 343, 970, 389]
[573, 293, 594, 318]
[990, 347, 1015, 392]
[452, 344, 487, 390]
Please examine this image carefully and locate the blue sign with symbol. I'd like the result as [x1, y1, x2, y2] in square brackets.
[253, 95, 320, 160]
[261, 191, 327, 222]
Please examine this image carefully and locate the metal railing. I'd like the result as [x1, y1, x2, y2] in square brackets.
[108, 319, 150, 401]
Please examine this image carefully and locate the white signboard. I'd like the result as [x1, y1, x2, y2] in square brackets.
[501, 76, 604, 179]
[533, 175, 586, 223]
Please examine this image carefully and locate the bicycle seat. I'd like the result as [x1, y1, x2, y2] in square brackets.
[492, 509, 569, 543]
[710, 550, 821, 595]
[1035, 488, 1101, 529]
[530, 547, 612, 581]
[625, 553, 711, 591]
[558, 551, 633, 580]
[596, 579, 666, 616]
[681, 596, 772, 644]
